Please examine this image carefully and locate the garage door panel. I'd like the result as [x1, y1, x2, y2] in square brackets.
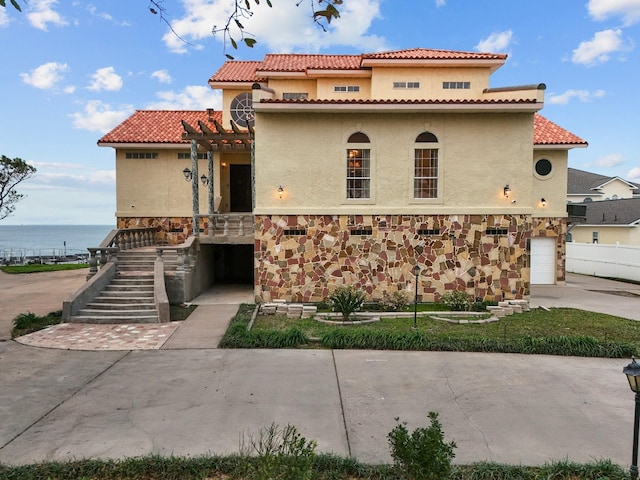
[531, 237, 556, 285]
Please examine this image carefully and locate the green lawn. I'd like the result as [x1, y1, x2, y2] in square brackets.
[252, 307, 640, 349]
[0, 263, 89, 274]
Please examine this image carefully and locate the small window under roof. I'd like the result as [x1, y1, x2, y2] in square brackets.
[416, 132, 438, 143]
[348, 132, 370, 143]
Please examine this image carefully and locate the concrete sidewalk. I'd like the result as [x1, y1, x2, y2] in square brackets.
[0, 342, 632, 467]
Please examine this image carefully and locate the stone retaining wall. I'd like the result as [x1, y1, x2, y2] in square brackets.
[255, 214, 565, 303]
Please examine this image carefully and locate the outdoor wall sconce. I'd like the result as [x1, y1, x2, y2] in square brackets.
[182, 168, 209, 186]
[623, 357, 640, 480]
[541, 198, 547, 207]
[277, 185, 284, 199]
[503, 185, 511, 198]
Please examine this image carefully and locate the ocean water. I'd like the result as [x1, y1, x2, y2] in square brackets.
[0, 225, 114, 258]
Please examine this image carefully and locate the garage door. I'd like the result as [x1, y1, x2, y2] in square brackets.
[530, 237, 556, 285]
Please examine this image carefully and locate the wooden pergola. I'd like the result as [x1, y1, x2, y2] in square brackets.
[181, 118, 254, 151]
[180, 118, 255, 235]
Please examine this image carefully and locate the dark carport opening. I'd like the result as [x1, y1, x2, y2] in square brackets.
[213, 244, 254, 284]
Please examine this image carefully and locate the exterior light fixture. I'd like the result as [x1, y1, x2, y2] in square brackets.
[624, 357, 640, 480]
[277, 185, 284, 199]
[200, 174, 209, 186]
[541, 198, 547, 207]
[412, 264, 420, 330]
[183, 167, 192, 181]
[503, 185, 511, 198]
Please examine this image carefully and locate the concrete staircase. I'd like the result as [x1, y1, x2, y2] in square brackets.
[68, 250, 161, 324]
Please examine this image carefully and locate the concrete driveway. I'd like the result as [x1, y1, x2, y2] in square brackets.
[0, 341, 634, 467]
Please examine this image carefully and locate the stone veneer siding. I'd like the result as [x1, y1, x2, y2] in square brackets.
[255, 214, 566, 303]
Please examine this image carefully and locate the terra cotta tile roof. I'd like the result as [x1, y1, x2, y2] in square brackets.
[533, 113, 587, 146]
[98, 110, 585, 148]
[208, 61, 264, 83]
[361, 48, 507, 61]
[259, 53, 362, 72]
[97, 110, 222, 144]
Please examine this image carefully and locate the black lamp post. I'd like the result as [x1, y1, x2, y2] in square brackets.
[412, 264, 420, 330]
[624, 357, 640, 480]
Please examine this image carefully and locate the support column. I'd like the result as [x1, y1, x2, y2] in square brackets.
[191, 139, 200, 236]
[208, 150, 214, 215]
[251, 136, 255, 211]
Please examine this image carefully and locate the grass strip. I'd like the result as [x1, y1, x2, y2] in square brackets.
[0, 263, 89, 274]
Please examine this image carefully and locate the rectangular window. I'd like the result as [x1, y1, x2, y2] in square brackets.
[418, 228, 440, 235]
[350, 227, 373, 236]
[125, 152, 158, 159]
[442, 81, 471, 89]
[346, 149, 370, 199]
[177, 152, 207, 159]
[486, 228, 508, 235]
[393, 82, 420, 89]
[284, 228, 307, 235]
[334, 85, 360, 92]
[592, 231, 599, 244]
[283, 92, 309, 100]
[414, 149, 438, 198]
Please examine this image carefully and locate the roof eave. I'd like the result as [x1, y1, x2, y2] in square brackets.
[360, 58, 506, 72]
[97, 142, 188, 149]
[208, 80, 258, 89]
[534, 143, 589, 150]
[253, 102, 542, 113]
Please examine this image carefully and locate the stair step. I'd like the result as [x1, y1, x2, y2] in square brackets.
[99, 290, 154, 298]
[78, 308, 157, 316]
[104, 285, 154, 292]
[68, 315, 160, 324]
[94, 296, 156, 304]
[86, 303, 156, 310]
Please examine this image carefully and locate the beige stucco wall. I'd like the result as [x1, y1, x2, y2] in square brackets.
[115, 148, 224, 218]
[254, 111, 539, 215]
[370, 67, 491, 99]
[267, 79, 319, 99]
[570, 226, 640, 245]
[532, 150, 568, 218]
[222, 88, 252, 127]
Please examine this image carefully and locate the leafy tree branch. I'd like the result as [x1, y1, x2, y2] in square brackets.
[0, 156, 37, 220]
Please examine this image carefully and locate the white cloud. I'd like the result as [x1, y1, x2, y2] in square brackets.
[88, 67, 123, 92]
[594, 154, 625, 168]
[163, 0, 387, 54]
[627, 166, 640, 182]
[475, 30, 513, 53]
[151, 70, 172, 84]
[87, 4, 113, 21]
[69, 100, 134, 133]
[547, 89, 606, 104]
[146, 85, 222, 110]
[0, 7, 11, 27]
[435, 0, 446, 6]
[20, 61, 69, 90]
[588, 0, 640, 25]
[27, 0, 68, 30]
[571, 29, 632, 66]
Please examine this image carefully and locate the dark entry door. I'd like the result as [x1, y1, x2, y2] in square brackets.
[230, 164, 252, 212]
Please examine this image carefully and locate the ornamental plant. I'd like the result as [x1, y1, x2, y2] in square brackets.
[440, 290, 472, 311]
[329, 285, 365, 321]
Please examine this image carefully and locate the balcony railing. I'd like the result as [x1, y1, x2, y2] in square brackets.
[87, 227, 157, 278]
[195, 213, 254, 238]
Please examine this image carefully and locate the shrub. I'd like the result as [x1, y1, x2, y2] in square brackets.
[329, 285, 365, 321]
[441, 290, 472, 311]
[387, 411, 456, 480]
[239, 423, 317, 480]
[380, 290, 412, 311]
[12, 311, 62, 338]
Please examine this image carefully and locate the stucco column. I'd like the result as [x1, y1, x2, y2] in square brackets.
[191, 139, 199, 236]
[208, 150, 214, 214]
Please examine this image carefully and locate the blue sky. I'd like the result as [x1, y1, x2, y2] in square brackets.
[1, 0, 639, 225]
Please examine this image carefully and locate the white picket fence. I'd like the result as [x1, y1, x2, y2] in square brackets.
[566, 242, 640, 282]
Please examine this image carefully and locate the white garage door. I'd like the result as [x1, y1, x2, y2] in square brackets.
[530, 237, 556, 285]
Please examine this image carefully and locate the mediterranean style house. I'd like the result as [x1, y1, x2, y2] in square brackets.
[98, 48, 587, 303]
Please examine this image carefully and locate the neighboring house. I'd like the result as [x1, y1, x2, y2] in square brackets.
[568, 198, 640, 245]
[567, 167, 639, 203]
[98, 48, 587, 302]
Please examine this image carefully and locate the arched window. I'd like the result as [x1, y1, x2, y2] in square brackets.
[414, 131, 439, 198]
[346, 132, 371, 199]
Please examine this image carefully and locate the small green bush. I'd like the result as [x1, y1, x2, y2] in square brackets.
[239, 423, 317, 480]
[12, 311, 62, 338]
[388, 411, 456, 480]
[380, 290, 412, 311]
[329, 285, 365, 321]
[441, 290, 472, 311]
